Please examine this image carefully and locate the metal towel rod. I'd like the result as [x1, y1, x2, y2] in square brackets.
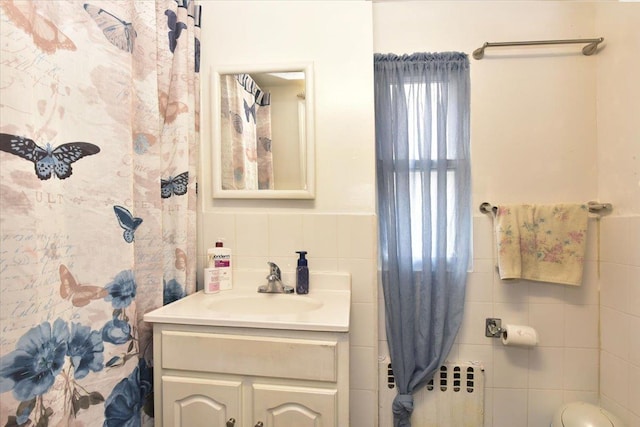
[473, 37, 604, 60]
[479, 201, 612, 215]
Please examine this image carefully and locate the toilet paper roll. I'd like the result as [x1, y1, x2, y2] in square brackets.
[501, 324, 538, 347]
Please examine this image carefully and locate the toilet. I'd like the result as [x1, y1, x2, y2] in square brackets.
[551, 401, 625, 427]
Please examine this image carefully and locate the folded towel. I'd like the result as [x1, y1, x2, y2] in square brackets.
[495, 204, 589, 286]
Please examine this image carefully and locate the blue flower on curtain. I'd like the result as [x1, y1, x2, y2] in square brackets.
[163, 278, 186, 305]
[67, 323, 105, 379]
[104, 358, 153, 426]
[102, 318, 132, 346]
[101, 269, 139, 369]
[0, 319, 69, 401]
[133, 133, 151, 154]
[0, 318, 107, 425]
[104, 269, 137, 308]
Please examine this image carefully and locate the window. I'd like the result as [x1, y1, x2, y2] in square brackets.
[396, 80, 469, 265]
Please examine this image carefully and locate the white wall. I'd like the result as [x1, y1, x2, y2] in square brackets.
[200, 1, 376, 213]
[198, 2, 379, 427]
[265, 81, 305, 190]
[374, 2, 605, 426]
[595, 3, 640, 426]
[596, 3, 640, 217]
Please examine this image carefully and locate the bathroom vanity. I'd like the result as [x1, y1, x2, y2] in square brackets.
[144, 271, 351, 427]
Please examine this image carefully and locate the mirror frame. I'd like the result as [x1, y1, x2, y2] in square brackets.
[211, 62, 315, 199]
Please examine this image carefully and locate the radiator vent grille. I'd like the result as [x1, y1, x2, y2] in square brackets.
[379, 360, 485, 427]
[387, 363, 395, 389]
[387, 363, 478, 393]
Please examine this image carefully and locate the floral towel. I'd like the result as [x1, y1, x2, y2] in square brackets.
[495, 204, 589, 286]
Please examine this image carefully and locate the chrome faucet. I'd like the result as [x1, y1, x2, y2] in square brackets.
[258, 262, 294, 294]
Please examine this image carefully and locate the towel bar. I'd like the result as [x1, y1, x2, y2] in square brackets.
[479, 201, 612, 215]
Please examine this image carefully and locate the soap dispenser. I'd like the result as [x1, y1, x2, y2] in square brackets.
[295, 251, 309, 294]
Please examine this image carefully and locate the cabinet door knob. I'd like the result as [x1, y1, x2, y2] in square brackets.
[226, 418, 236, 427]
[254, 422, 264, 427]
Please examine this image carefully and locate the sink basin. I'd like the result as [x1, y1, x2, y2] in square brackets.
[206, 294, 323, 315]
[143, 271, 351, 332]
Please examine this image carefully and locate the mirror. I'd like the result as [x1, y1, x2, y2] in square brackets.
[211, 63, 315, 199]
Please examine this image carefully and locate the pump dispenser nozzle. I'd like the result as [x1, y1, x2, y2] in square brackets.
[296, 251, 308, 266]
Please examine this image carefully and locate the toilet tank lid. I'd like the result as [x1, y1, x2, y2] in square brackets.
[559, 402, 625, 427]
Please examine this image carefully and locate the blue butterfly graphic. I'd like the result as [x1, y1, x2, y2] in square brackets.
[259, 136, 272, 153]
[161, 171, 189, 199]
[84, 3, 136, 53]
[0, 133, 100, 180]
[194, 36, 200, 73]
[113, 205, 142, 243]
[243, 99, 256, 124]
[165, 10, 187, 54]
[194, 5, 201, 73]
[230, 112, 243, 134]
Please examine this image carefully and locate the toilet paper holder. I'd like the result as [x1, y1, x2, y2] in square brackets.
[485, 318, 504, 338]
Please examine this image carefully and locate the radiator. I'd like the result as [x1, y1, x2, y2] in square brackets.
[378, 359, 485, 427]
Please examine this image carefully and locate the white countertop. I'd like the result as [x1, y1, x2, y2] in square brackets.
[144, 271, 351, 332]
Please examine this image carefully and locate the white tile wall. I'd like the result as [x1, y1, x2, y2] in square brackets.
[199, 212, 379, 427]
[378, 215, 604, 427]
[596, 9, 640, 425]
[528, 347, 564, 390]
[528, 389, 563, 427]
[485, 215, 603, 427]
[564, 304, 599, 348]
[599, 217, 640, 427]
[563, 348, 599, 391]
[493, 388, 528, 427]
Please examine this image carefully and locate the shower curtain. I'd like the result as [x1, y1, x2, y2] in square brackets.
[0, 1, 200, 425]
[220, 73, 274, 190]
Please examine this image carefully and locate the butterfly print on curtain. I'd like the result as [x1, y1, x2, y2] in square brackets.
[84, 3, 136, 53]
[0, 133, 100, 180]
[59, 265, 108, 307]
[165, 9, 187, 53]
[161, 171, 188, 198]
[243, 99, 256, 123]
[0, 0, 77, 54]
[113, 205, 143, 243]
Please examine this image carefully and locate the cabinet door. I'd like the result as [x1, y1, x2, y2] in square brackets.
[252, 383, 337, 427]
[163, 376, 242, 427]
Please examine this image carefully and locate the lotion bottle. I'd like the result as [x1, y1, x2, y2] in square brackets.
[205, 240, 233, 293]
[295, 251, 309, 294]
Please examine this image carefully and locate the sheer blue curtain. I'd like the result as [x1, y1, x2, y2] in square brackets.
[374, 52, 471, 427]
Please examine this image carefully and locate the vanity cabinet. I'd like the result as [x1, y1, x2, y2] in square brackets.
[151, 323, 349, 427]
[162, 376, 242, 427]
